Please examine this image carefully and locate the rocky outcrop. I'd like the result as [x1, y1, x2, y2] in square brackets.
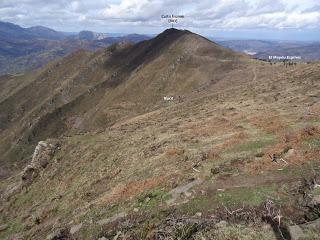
[46, 227, 73, 240]
[2, 139, 60, 200]
[21, 165, 38, 187]
[289, 219, 320, 240]
[31, 140, 60, 168]
[21, 139, 60, 187]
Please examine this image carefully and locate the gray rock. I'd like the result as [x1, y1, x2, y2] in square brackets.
[70, 223, 82, 235]
[216, 220, 227, 228]
[288, 225, 304, 240]
[289, 219, 320, 240]
[21, 165, 38, 185]
[97, 212, 127, 225]
[0, 224, 8, 231]
[3, 182, 20, 199]
[166, 179, 203, 205]
[284, 149, 296, 158]
[302, 218, 320, 230]
[31, 140, 60, 169]
[21, 139, 60, 186]
[46, 228, 70, 240]
[310, 195, 320, 205]
[98, 237, 108, 240]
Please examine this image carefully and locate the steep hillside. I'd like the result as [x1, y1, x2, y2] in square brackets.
[0, 29, 320, 240]
[0, 29, 249, 176]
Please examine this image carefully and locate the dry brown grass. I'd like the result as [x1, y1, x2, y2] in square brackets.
[165, 148, 185, 156]
[250, 114, 289, 135]
[216, 132, 248, 151]
[244, 125, 320, 173]
[96, 176, 166, 205]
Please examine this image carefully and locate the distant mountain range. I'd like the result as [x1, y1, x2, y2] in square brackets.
[0, 21, 151, 75]
[76, 30, 108, 40]
[217, 39, 320, 61]
[0, 21, 319, 75]
[0, 21, 67, 40]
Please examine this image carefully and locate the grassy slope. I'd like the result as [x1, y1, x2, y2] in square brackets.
[0, 29, 249, 175]
[0, 30, 320, 239]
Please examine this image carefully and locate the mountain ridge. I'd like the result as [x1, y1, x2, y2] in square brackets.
[0, 28, 250, 176]
[0, 21, 66, 40]
[1, 20, 319, 76]
[1, 28, 320, 240]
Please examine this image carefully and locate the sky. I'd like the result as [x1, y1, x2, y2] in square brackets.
[0, 0, 320, 41]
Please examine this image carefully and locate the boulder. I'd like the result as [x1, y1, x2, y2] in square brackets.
[284, 148, 296, 159]
[31, 139, 60, 169]
[21, 165, 38, 185]
[46, 228, 72, 240]
[310, 195, 320, 205]
[70, 223, 82, 235]
[289, 219, 320, 240]
[302, 218, 320, 230]
[288, 225, 304, 240]
[21, 139, 60, 186]
[3, 182, 20, 199]
[0, 224, 8, 231]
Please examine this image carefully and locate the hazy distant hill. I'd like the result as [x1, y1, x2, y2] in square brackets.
[254, 43, 320, 61]
[77, 30, 108, 40]
[0, 21, 150, 75]
[0, 21, 66, 40]
[1, 20, 319, 76]
[217, 39, 320, 61]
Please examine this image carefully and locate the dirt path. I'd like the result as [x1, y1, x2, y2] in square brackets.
[208, 171, 300, 193]
[166, 179, 203, 205]
[252, 63, 257, 81]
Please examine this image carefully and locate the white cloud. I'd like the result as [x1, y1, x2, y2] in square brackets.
[0, 0, 319, 32]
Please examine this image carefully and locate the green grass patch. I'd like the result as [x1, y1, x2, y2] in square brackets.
[194, 224, 277, 240]
[215, 184, 278, 208]
[306, 138, 320, 148]
[179, 184, 281, 215]
[80, 203, 120, 223]
[136, 188, 171, 210]
[179, 196, 213, 215]
[178, 183, 279, 216]
[0, 217, 25, 239]
[300, 228, 320, 240]
[313, 187, 320, 196]
[67, 134, 102, 146]
[284, 121, 320, 137]
[14, 190, 35, 207]
[225, 135, 276, 154]
[77, 224, 102, 240]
